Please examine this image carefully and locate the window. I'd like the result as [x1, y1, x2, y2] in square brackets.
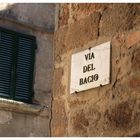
[0, 27, 36, 104]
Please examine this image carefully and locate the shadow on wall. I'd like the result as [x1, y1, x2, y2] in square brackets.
[130, 133, 140, 137]
[0, 3, 56, 32]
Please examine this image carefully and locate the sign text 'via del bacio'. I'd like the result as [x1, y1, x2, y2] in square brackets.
[70, 41, 111, 94]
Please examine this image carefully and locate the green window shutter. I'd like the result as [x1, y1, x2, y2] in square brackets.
[0, 30, 15, 99]
[15, 35, 36, 103]
[0, 27, 36, 104]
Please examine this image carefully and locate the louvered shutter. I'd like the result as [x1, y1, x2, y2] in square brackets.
[0, 30, 15, 99]
[0, 27, 36, 104]
[15, 35, 36, 103]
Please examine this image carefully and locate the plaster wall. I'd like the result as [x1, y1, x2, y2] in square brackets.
[0, 3, 55, 136]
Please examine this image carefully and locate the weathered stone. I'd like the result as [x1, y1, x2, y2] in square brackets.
[133, 112, 140, 127]
[132, 46, 140, 71]
[72, 110, 89, 128]
[85, 106, 101, 124]
[132, 5, 140, 27]
[58, 4, 69, 27]
[68, 99, 86, 108]
[66, 13, 101, 49]
[105, 101, 133, 129]
[130, 133, 140, 137]
[55, 12, 101, 56]
[100, 4, 136, 36]
[129, 75, 140, 90]
[112, 33, 125, 48]
[53, 67, 65, 98]
[70, 110, 89, 136]
[70, 4, 107, 23]
[126, 31, 140, 48]
[58, 3, 106, 27]
[54, 26, 67, 57]
[53, 3, 140, 137]
[51, 99, 67, 136]
[139, 102, 140, 110]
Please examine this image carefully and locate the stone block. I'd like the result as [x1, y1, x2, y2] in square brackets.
[69, 110, 89, 136]
[53, 3, 140, 137]
[129, 75, 140, 90]
[68, 99, 87, 108]
[51, 99, 67, 136]
[58, 4, 69, 27]
[100, 4, 137, 36]
[53, 67, 65, 98]
[105, 101, 133, 129]
[132, 45, 140, 71]
[126, 30, 140, 48]
[70, 4, 107, 23]
[55, 12, 101, 56]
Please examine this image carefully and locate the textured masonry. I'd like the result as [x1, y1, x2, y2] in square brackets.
[52, 3, 140, 136]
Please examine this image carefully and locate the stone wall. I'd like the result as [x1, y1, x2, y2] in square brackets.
[0, 3, 55, 136]
[52, 3, 140, 136]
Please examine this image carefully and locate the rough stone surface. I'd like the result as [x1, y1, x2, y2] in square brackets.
[70, 110, 89, 136]
[105, 101, 133, 128]
[51, 99, 68, 136]
[126, 30, 140, 48]
[58, 4, 69, 27]
[131, 45, 140, 72]
[99, 4, 138, 36]
[58, 3, 108, 27]
[53, 67, 65, 97]
[55, 12, 101, 57]
[52, 3, 140, 136]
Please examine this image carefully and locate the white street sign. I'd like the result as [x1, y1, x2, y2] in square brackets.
[70, 41, 111, 94]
